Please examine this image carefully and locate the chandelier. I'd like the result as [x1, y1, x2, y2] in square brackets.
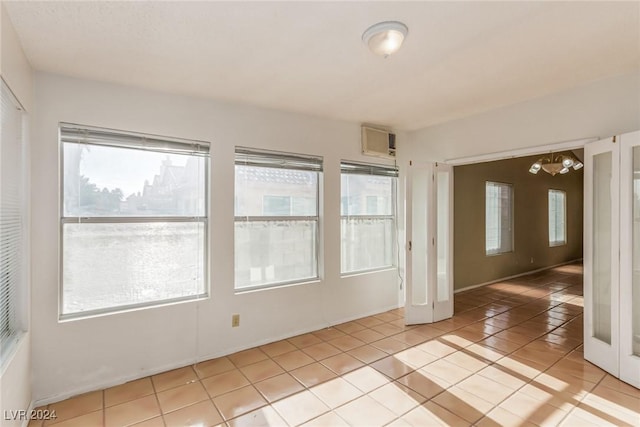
[529, 153, 583, 176]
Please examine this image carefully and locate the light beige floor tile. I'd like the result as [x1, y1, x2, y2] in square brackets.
[227, 405, 287, 427]
[342, 366, 391, 393]
[347, 344, 387, 364]
[392, 348, 437, 369]
[301, 411, 349, 427]
[368, 382, 426, 416]
[309, 377, 362, 409]
[319, 353, 363, 375]
[476, 407, 538, 427]
[105, 395, 160, 427]
[202, 370, 251, 398]
[328, 335, 366, 352]
[240, 359, 285, 383]
[302, 342, 341, 361]
[163, 400, 224, 427]
[396, 370, 450, 399]
[272, 350, 314, 371]
[334, 395, 396, 427]
[105, 378, 154, 407]
[254, 373, 304, 403]
[152, 367, 199, 392]
[195, 357, 236, 379]
[311, 327, 346, 342]
[431, 386, 494, 424]
[401, 401, 471, 427]
[47, 410, 103, 427]
[259, 341, 297, 358]
[289, 362, 336, 388]
[157, 381, 209, 414]
[370, 356, 414, 379]
[46, 391, 103, 425]
[213, 385, 267, 421]
[288, 333, 323, 349]
[271, 390, 329, 426]
[228, 349, 269, 368]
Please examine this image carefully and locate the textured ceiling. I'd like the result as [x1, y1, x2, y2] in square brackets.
[5, 1, 640, 131]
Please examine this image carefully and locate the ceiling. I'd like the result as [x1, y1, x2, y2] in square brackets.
[5, 1, 639, 131]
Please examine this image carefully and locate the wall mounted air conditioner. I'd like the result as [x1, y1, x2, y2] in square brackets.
[361, 126, 396, 159]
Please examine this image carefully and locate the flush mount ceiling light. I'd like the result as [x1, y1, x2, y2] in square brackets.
[529, 153, 583, 176]
[362, 21, 408, 57]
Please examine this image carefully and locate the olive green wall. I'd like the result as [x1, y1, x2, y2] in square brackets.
[454, 152, 583, 290]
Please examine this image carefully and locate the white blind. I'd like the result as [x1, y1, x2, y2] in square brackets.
[549, 189, 566, 246]
[486, 181, 513, 255]
[1, 80, 25, 358]
[235, 147, 323, 172]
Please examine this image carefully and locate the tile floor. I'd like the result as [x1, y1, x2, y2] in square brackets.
[30, 263, 640, 426]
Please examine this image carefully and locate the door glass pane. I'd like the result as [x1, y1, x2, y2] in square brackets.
[593, 151, 612, 344]
[632, 147, 640, 355]
[411, 168, 429, 305]
[437, 171, 449, 302]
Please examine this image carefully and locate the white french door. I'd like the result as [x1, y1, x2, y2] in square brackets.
[585, 131, 640, 388]
[584, 136, 619, 376]
[619, 131, 640, 388]
[405, 161, 453, 325]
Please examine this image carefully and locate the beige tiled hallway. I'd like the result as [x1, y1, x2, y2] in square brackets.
[31, 264, 640, 426]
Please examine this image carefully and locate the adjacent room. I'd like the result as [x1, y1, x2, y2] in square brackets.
[1, 2, 639, 427]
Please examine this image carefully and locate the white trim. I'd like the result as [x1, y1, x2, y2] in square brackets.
[33, 303, 400, 407]
[445, 137, 598, 166]
[454, 259, 583, 293]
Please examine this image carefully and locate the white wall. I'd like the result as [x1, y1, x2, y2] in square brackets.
[30, 72, 403, 403]
[405, 72, 640, 161]
[0, 4, 33, 426]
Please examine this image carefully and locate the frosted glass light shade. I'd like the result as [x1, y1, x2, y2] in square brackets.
[363, 21, 408, 57]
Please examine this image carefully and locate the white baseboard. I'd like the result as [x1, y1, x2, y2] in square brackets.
[454, 258, 583, 294]
[32, 303, 400, 407]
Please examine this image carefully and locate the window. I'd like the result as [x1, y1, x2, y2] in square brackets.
[486, 181, 513, 255]
[549, 189, 567, 246]
[341, 161, 397, 274]
[60, 124, 209, 317]
[235, 147, 322, 290]
[1, 81, 26, 360]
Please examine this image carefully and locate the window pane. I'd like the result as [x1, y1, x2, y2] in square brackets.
[633, 146, 640, 356]
[486, 182, 513, 255]
[235, 220, 317, 289]
[341, 218, 394, 273]
[549, 190, 566, 246]
[235, 165, 317, 217]
[62, 222, 206, 315]
[64, 143, 206, 217]
[341, 174, 393, 216]
[592, 151, 612, 344]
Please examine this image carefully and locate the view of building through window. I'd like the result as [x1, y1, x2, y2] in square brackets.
[341, 165, 397, 274]
[235, 150, 321, 290]
[61, 129, 208, 316]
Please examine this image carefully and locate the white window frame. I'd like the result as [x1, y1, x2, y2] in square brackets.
[485, 181, 514, 256]
[340, 161, 398, 275]
[549, 189, 567, 247]
[234, 147, 322, 291]
[1, 79, 27, 363]
[59, 123, 209, 319]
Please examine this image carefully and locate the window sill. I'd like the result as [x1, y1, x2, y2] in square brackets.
[341, 266, 397, 278]
[234, 278, 321, 295]
[58, 293, 209, 323]
[549, 242, 567, 247]
[0, 331, 27, 375]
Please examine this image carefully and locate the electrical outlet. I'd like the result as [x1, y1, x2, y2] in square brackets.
[232, 314, 240, 327]
[530, 257, 534, 264]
